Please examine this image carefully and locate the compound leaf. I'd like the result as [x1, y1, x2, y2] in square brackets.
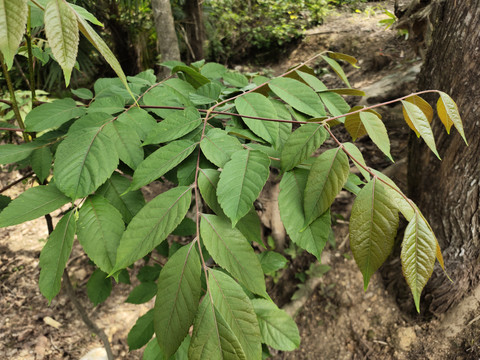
[39, 210, 76, 302]
[130, 140, 197, 191]
[77, 195, 124, 274]
[217, 149, 270, 226]
[44, 0, 79, 86]
[281, 124, 328, 172]
[0, 183, 70, 227]
[209, 269, 262, 360]
[54, 127, 119, 199]
[200, 214, 266, 297]
[401, 212, 437, 312]
[252, 299, 300, 351]
[154, 244, 201, 358]
[113, 186, 191, 272]
[350, 178, 399, 290]
[303, 147, 349, 226]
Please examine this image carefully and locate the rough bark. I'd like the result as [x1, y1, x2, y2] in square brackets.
[408, 0, 480, 314]
[152, 0, 181, 77]
[183, 0, 205, 62]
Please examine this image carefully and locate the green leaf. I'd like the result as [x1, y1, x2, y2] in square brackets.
[96, 172, 145, 224]
[77, 196, 124, 274]
[75, 11, 134, 100]
[172, 217, 196, 236]
[144, 336, 191, 360]
[401, 212, 437, 312]
[69, 3, 103, 26]
[303, 147, 349, 226]
[200, 214, 266, 297]
[44, 0, 79, 86]
[280, 124, 328, 172]
[319, 92, 350, 121]
[143, 107, 202, 145]
[349, 178, 399, 290]
[401, 100, 440, 159]
[54, 127, 119, 199]
[86, 269, 112, 306]
[279, 169, 331, 261]
[209, 269, 262, 360]
[359, 111, 393, 162]
[0, 195, 11, 212]
[104, 120, 143, 170]
[321, 55, 351, 87]
[223, 70, 248, 88]
[154, 244, 201, 358]
[30, 147, 52, 183]
[172, 65, 210, 88]
[342, 142, 370, 181]
[39, 210, 76, 302]
[294, 71, 327, 91]
[199, 128, 243, 168]
[0, 140, 47, 165]
[0, 184, 70, 227]
[189, 294, 246, 360]
[269, 77, 325, 117]
[252, 299, 300, 351]
[128, 309, 154, 351]
[402, 95, 433, 137]
[437, 91, 467, 145]
[234, 93, 280, 146]
[130, 140, 197, 191]
[217, 149, 270, 226]
[117, 107, 157, 141]
[0, 0, 28, 69]
[68, 112, 112, 133]
[25, 98, 86, 132]
[327, 51, 359, 68]
[190, 82, 223, 105]
[258, 251, 288, 274]
[126, 282, 157, 304]
[200, 62, 227, 79]
[88, 94, 125, 115]
[270, 99, 293, 149]
[113, 186, 192, 272]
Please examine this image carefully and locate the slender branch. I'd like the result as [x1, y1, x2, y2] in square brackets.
[0, 171, 34, 194]
[14, 57, 30, 88]
[26, 7, 37, 103]
[0, 99, 12, 106]
[1, 58, 29, 142]
[0, 127, 25, 132]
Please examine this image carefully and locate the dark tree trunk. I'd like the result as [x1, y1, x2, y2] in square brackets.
[152, 0, 181, 78]
[408, 0, 480, 314]
[183, 0, 205, 62]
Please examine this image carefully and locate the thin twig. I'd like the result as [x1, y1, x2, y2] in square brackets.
[0, 171, 34, 194]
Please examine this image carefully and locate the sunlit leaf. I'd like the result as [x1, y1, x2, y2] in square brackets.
[359, 111, 393, 162]
[321, 55, 351, 87]
[401, 212, 437, 312]
[327, 51, 359, 68]
[437, 91, 467, 145]
[401, 100, 440, 159]
[44, 0, 79, 86]
[402, 95, 433, 137]
[350, 178, 399, 289]
[0, 0, 28, 69]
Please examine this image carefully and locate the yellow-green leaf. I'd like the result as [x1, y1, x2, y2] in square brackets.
[401, 212, 437, 312]
[350, 178, 399, 290]
[321, 55, 351, 88]
[344, 106, 367, 141]
[402, 100, 440, 159]
[437, 91, 467, 145]
[74, 10, 134, 101]
[44, 0, 79, 86]
[402, 95, 433, 137]
[327, 51, 359, 68]
[360, 111, 393, 162]
[0, 0, 28, 69]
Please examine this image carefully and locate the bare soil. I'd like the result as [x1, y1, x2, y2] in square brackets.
[1, 1, 479, 359]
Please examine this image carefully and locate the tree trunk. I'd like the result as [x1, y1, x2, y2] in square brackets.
[408, 0, 480, 315]
[152, 0, 181, 77]
[183, 0, 205, 62]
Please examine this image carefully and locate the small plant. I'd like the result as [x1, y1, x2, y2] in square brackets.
[0, 0, 468, 359]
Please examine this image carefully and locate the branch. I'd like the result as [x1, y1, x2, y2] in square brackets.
[0, 127, 25, 132]
[0, 171, 34, 194]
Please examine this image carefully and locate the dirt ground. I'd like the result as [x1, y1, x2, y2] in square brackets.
[1, 1, 480, 359]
